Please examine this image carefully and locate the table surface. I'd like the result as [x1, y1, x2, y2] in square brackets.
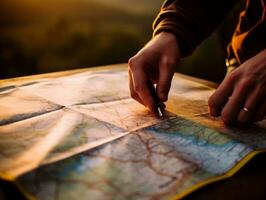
[0, 64, 265, 200]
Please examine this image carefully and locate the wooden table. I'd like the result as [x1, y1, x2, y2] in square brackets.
[0, 64, 265, 200]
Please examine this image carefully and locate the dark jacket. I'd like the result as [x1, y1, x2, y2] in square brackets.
[153, 0, 266, 65]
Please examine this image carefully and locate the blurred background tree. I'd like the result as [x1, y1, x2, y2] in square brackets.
[0, 0, 244, 82]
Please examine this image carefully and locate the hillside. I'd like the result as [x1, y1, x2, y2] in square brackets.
[0, 0, 234, 82]
[0, 0, 161, 27]
[0, 0, 162, 78]
[91, 0, 162, 14]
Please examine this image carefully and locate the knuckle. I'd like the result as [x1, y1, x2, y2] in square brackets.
[221, 110, 233, 124]
[128, 56, 143, 70]
[243, 77, 252, 84]
[227, 70, 239, 81]
[128, 57, 136, 68]
[161, 57, 176, 68]
[239, 78, 255, 89]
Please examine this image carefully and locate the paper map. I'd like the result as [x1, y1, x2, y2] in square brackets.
[0, 66, 265, 200]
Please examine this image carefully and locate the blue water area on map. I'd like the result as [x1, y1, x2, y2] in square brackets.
[145, 118, 252, 174]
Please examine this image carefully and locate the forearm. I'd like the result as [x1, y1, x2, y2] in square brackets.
[153, 0, 238, 57]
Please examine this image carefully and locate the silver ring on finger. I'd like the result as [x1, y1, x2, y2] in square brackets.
[243, 107, 249, 112]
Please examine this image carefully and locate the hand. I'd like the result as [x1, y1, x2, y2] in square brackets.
[208, 49, 266, 124]
[128, 32, 181, 113]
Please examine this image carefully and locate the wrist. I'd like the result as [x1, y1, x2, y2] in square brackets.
[156, 31, 181, 57]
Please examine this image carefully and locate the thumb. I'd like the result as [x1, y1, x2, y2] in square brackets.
[156, 60, 175, 102]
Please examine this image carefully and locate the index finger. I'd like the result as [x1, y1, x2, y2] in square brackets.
[208, 72, 237, 116]
[129, 67, 157, 113]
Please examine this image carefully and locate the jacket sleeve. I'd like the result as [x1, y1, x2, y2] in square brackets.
[153, 0, 238, 57]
